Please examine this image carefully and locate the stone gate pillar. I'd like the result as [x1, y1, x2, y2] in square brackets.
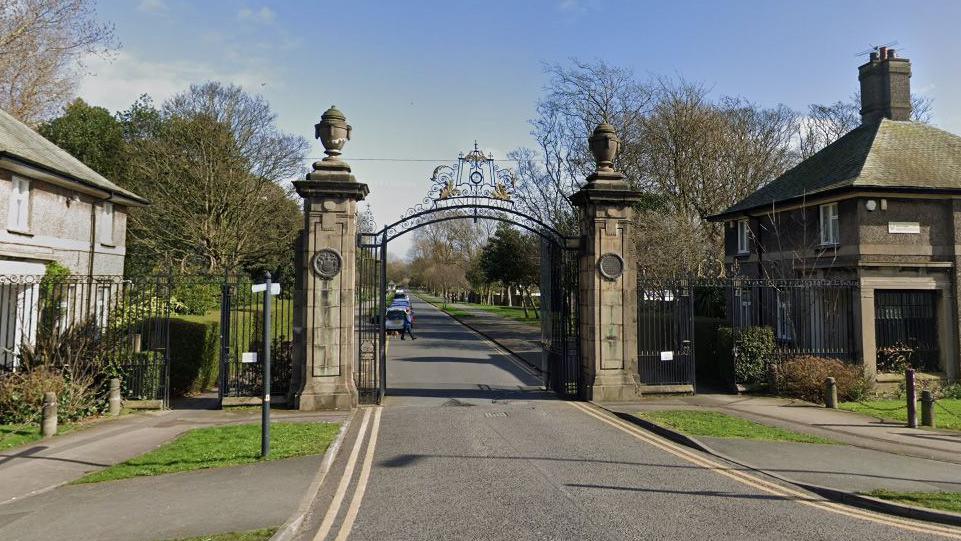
[570, 123, 643, 402]
[291, 106, 367, 410]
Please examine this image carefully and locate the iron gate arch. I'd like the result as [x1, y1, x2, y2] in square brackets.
[355, 144, 581, 404]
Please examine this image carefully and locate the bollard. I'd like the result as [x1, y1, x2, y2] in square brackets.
[824, 377, 838, 409]
[921, 390, 936, 428]
[41, 392, 58, 438]
[905, 368, 917, 429]
[109, 378, 122, 416]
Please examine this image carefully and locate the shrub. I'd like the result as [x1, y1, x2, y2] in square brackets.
[877, 341, 914, 373]
[776, 355, 868, 402]
[168, 317, 220, 396]
[0, 369, 99, 424]
[940, 383, 961, 400]
[718, 326, 775, 385]
[173, 281, 220, 316]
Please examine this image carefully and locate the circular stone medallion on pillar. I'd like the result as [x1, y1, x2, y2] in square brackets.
[312, 248, 343, 279]
[598, 252, 625, 280]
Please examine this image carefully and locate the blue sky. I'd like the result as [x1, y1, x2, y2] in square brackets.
[79, 0, 961, 256]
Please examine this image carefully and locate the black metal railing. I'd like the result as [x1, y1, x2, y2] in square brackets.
[636, 277, 860, 388]
[0, 274, 172, 404]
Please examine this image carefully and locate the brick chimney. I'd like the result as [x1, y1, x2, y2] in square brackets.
[858, 47, 911, 123]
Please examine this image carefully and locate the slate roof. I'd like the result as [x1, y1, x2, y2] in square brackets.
[0, 107, 147, 204]
[714, 119, 961, 218]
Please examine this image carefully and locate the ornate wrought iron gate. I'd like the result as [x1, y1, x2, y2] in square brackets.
[353, 144, 582, 404]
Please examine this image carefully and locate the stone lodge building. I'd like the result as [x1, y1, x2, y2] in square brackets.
[712, 49, 961, 383]
[0, 106, 147, 368]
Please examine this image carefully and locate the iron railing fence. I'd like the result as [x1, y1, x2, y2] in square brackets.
[636, 277, 861, 388]
[0, 274, 172, 404]
[214, 275, 294, 400]
[874, 290, 939, 372]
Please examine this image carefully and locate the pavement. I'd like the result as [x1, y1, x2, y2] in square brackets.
[0, 399, 346, 540]
[286, 294, 961, 540]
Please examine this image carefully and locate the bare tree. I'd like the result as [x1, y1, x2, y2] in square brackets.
[636, 80, 797, 274]
[510, 60, 654, 234]
[163, 82, 309, 184]
[797, 93, 934, 159]
[0, 0, 117, 124]
[126, 114, 302, 273]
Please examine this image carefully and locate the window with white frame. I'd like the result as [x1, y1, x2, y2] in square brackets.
[736, 219, 750, 254]
[819, 203, 839, 245]
[98, 202, 115, 245]
[6, 177, 30, 232]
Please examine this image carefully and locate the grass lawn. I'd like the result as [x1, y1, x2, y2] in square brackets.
[418, 292, 540, 326]
[165, 528, 277, 541]
[636, 410, 835, 444]
[867, 490, 961, 514]
[74, 422, 339, 484]
[456, 302, 540, 327]
[0, 424, 43, 451]
[1, 418, 98, 452]
[839, 399, 961, 431]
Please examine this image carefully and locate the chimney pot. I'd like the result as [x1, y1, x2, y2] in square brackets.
[887, 48, 896, 59]
[870, 51, 879, 62]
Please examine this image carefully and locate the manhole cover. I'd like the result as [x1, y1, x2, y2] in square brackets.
[485, 411, 508, 418]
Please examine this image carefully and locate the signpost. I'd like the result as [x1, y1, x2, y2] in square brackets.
[253, 273, 280, 458]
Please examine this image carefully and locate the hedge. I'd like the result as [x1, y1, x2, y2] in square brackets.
[168, 317, 220, 397]
[718, 325, 775, 385]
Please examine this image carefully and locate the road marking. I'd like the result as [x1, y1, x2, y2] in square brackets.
[568, 401, 961, 539]
[334, 407, 383, 541]
[313, 408, 372, 541]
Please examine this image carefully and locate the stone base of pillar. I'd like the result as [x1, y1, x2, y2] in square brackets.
[294, 380, 358, 411]
[588, 370, 641, 402]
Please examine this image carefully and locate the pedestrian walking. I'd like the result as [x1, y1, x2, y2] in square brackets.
[400, 309, 416, 340]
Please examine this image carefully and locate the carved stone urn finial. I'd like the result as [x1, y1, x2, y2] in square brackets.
[315, 106, 352, 162]
[589, 122, 620, 174]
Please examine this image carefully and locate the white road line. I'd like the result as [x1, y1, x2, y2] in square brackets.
[334, 407, 383, 541]
[313, 408, 372, 541]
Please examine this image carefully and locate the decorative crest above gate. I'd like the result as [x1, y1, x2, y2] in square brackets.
[429, 142, 516, 205]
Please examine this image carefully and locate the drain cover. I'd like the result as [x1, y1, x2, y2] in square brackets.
[485, 411, 508, 418]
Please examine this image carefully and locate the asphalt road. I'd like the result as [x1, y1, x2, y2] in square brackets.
[297, 295, 961, 540]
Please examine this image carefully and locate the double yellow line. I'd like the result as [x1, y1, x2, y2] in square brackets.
[314, 407, 383, 541]
[568, 401, 961, 539]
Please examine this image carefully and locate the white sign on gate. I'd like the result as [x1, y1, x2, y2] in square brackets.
[660, 351, 674, 362]
[241, 352, 258, 364]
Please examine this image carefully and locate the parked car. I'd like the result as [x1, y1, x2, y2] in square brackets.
[385, 307, 407, 334]
[393, 291, 408, 300]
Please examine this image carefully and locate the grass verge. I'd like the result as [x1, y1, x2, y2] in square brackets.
[166, 528, 277, 541]
[74, 422, 339, 484]
[418, 292, 540, 326]
[636, 409, 835, 444]
[839, 399, 961, 431]
[866, 490, 961, 514]
[0, 424, 43, 451]
[455, 302, 540, 327]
